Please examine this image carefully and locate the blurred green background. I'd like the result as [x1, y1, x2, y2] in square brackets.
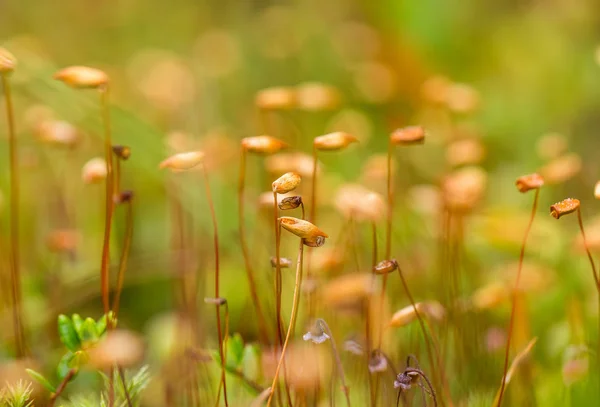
[2, 0, 600, 405]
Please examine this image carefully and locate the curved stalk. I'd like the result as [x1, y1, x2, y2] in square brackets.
[266, 233, 305, 407]
[575, 207, 600, 403]
[2, 73, 26, 356]
[238, 147, 270, 344]
[397, 266, 451, 407]
[404, 368, 437, 407]
[496, 189, 539, 407]
[202, 165, 228, 407]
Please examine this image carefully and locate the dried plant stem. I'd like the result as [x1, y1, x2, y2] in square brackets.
[2, 74, 26, 357]
[100, 87, 114, 317]
[238, 148, 270, 344]
[317, 319, 351, 407]
[397, 266, 451, 407]
[201, 165, 228, 407]
[112, 200, 133, 318]
[266, 236, 305, 407]
[48, 368, 77, 407]
[496, 189, 539, 407]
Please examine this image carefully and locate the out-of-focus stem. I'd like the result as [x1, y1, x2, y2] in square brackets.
[397, 266, 451, 407]
[273, 192, 284, 345]
[112, 200, 133, 318]
[385, 140, 393, 259]
[318, 319, 351, 407]
[201, 164, 228, 407]
[118, 366, 133, 407]
[496, 189, 539, 407]
[575, 207, 600, 404]
[310, 144, 318, 223]
[237, 147, 270, 345]
[2, 73, 26, 357]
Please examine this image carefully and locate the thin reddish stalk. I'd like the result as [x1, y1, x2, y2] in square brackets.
[112, 200, 133, 318]
[100, 87, 114, 318]
[386, 140, 393, 259]
[310, 144, 318, 223]
[202, 165, 228, 407]
[2, 74, 25, 357]
[576, 208, 600, 289]
[237, 147, 270, 344]
[118, 366, 133, 407]
[496, 189, 539, 407]
[213, 301, 230, 407]
[272, 192, 294, 407]
[48, 368, 77, 407]
[266, 234, 305, 407]
[364, 299, 375, 407]
[273, 192, 284, 345]
[397, 266, 451, 407]
[575, 207, 600, 403]
[306, 144, 319, 324]
[365, 222, 377, 407]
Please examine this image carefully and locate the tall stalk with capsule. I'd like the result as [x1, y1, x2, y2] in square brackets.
[380, 127, 425, 347]
[160, 151, 228, 405]
[54, 65, 113, 316]
[0, 47, 26, 357]
[238, 135, 287, 344]
[272, 172, 302, 342]
[111, 145, 133, 319]
[496, 173, 543, 407]
[545, 197, 600, 406]
[308, 132, 358, 320]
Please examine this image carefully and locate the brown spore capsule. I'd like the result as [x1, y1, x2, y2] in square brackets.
[550, 198, 580, 219]
[279, 196, 302, 210]
[390, 126, 425, 145]
[241, 135, 287, 154]
[515, 173, 544, 193]
[272, 172, 301, 194]
[373, 259, 398, 275]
